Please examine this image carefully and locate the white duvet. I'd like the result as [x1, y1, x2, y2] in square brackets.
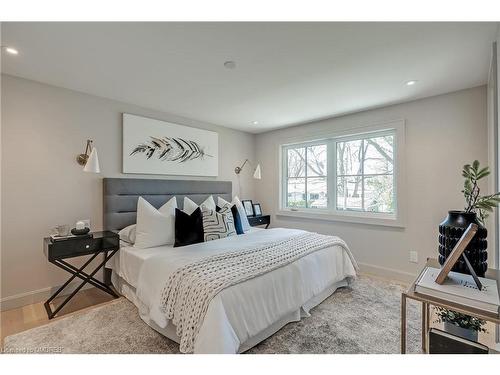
[133, 228, 357, 353]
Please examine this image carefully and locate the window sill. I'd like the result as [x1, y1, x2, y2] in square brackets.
[276, 209, 405, 228]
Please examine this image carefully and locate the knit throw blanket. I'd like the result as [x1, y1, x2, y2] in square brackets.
[159, 232, 356, 353]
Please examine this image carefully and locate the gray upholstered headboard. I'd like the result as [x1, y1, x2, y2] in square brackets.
[103, 178, 232, 231]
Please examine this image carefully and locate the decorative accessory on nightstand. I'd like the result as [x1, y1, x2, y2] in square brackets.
[71, 220, 91, 236]
[241, 199, 254, 216]
[253, 203, 262, 216]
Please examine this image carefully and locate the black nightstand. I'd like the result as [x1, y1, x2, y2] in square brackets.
[248, 215, 271, 229]
[43, 231, 120, 319]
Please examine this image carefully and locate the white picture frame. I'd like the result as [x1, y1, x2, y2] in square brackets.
[123, 113, 218, 176]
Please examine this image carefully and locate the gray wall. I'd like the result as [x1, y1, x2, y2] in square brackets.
[254, 86, 489, 281]
[1, 74, 256, 307]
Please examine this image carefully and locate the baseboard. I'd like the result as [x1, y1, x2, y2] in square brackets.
[0, 282, 94, 312]
[357, 262, 416, 284]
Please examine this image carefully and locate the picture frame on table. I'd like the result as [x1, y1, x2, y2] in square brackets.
[253, 203, 262, 216]
[242, 200, 255, 216]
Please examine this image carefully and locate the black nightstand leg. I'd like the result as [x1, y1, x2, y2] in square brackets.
[45, 252, 100, 306]
[44, 249, 119, 319]
[55, 258, 116, 292]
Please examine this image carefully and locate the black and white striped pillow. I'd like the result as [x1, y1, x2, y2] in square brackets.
[202, 205, 236, 242]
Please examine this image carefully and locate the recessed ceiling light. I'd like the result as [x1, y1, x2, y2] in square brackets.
[224, 61, 236, 69]
[406, 80, 418, 86]
[252, 121, 259, 125]
[2, 46, 19, 55]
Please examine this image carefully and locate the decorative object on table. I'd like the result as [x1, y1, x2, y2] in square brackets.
[433, 307, 487, 342]
[241, 199, 254, 216]
[234, 159, 262, 180]
[50, 233, 91, 242]
[51, 224, 70, 237]
[123, 113, 218, 176]
[414, 266, 500, 314]
[43, 231, 120, 319]
[71, 220, 91, 236]
[435, 223, 482, 289]
[71, 227, 90, 236]
[438, 160, 500, 277]
[253, 203, 262, 216]
[77, 139, 100, 173]
[428, 328, 488, 354]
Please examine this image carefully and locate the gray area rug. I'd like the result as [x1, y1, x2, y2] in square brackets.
[4, 276, 421, 354]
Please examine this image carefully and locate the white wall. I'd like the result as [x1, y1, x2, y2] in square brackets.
[1, 74, 256, 308]
[255, 86, 488, 281]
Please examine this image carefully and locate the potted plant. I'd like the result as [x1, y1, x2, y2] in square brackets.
[434, 307, 486, 342]
[438, 160, 500, 277]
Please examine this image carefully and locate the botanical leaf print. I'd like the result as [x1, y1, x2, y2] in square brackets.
[130, 137, 213, 163]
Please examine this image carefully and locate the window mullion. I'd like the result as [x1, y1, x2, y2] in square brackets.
[330, 139, 336, 213]
[361, 139, 365, 212]
[304, 147, 308, 208]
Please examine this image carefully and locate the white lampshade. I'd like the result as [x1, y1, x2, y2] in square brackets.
[253, 164, 261, 179]
[83, 147, 100, 173]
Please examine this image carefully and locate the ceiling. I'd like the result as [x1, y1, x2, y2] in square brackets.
[1, 22, 497, 133]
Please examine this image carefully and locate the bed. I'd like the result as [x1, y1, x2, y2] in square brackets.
[103, 178, 358, 354]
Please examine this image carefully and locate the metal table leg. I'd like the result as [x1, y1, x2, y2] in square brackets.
[421, 302, 427, 352]
[44, 249, 119, 319]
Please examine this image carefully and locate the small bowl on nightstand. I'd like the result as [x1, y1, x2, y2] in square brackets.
[71, 227, 90, 236]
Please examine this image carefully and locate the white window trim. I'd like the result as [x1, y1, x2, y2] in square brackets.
[277, 119, 406, 228]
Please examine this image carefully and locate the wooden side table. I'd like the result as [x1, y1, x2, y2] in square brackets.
[43, 231, 120, 319]
[401, 258, 500, 353]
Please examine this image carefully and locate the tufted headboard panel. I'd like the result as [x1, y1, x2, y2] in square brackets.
[103, 178, 232, 231]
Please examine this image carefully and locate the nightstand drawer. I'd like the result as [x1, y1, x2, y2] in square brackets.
[248, 215, 271, 228]
[251, 216, 267, 225]
[45, 233, 119, 260]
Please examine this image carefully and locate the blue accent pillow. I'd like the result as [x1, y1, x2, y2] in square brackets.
[216, 205, 244, 235]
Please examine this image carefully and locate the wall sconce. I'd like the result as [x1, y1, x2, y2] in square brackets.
[77, 139, 100, 173]
[234, 159, 261, 179]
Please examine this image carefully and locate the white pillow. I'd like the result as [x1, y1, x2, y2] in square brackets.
[218, 196, 251, 232]
[183, 196, 216, 215]
[134, 196, 177, 249]
[118, 224, 136, 244]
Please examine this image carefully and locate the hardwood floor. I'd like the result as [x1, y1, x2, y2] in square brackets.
[0, 287, 115, 348]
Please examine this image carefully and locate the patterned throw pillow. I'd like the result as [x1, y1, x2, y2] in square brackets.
[202, 205, 236, 242]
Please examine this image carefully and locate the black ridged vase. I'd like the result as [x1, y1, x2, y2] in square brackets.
[438, 211, 488, 277]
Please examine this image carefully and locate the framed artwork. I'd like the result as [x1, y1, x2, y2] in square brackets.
[253, 203, 262, 216]
[122, 113, 218, 176]
[242, 200, 254, 216]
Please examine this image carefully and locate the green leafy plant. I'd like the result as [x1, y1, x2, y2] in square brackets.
[462, 160, 500, 224]
[434, 307, 486, 332]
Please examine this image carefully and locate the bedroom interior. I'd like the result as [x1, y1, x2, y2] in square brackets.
[1, 2, 500, 371]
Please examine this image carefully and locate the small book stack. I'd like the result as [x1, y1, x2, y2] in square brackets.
[414, 267, 500, 315]
[50, 233, 92, 242]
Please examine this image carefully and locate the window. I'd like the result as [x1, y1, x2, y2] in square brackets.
[281, 122, 403, 226]
[286, 144, 327, 209]
[336, 134, 394, 213]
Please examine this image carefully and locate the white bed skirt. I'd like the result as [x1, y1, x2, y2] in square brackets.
[111, 271, 349, 353]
